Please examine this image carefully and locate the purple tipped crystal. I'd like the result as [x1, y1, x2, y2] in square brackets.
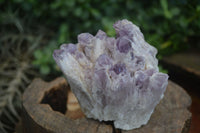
[53, 19, 168, 130]
[97, 54, 112, 66]
[62, 43, 77, 54]
[95, 30, 107, 40]
[53, 49, 64, 60]
[114, 20, 134, 38]
[135, 71, 147, 87]
[116, 37, 132, 53]
[112, 63, 126, 75]
[78, 33, 93, 45]
[94, 69, 108, 89]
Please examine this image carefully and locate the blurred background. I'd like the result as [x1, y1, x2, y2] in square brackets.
[0, 0, 199, 133]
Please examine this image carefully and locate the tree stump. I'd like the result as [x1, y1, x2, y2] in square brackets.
[22, 77, 192, 133]
[161, 51, 200, 133]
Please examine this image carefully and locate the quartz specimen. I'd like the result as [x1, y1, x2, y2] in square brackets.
[53, 19, 169, 130]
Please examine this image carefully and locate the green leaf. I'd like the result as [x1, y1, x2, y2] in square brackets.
[160, 0, 172, 19]
[32, 60, 40, 65]
[197, 5, 200, 12]
[50, 1, 61, 9]
[160, 41, 172, 49]
[40, 65, 50, 75]
[90, 8, 101, 19]
[160, 0, 168, 11]
[74, 7, 82, 17]
[58, 24, 69, 44]
[65, 0, 75, 7]
[170, 8, 180, 16]
[102, 18, 115, 36]
[34, 50, 43, 59]
[179, 16, 188, 28]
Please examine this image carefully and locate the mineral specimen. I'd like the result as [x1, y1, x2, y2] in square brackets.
[53, 19, 169, 130]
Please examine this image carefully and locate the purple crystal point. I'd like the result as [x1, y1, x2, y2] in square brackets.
[116, 36, 132, 53]
[112, 63, 126, 75]
[53, 19, 168, 130]
[78, 33, 93, 45]
[135, 71, 148, 87]
[114, 20, 134, 38]
[61, 43, 77, 54]
[97, 54, 112, 66]
[95, 30, 107, 40]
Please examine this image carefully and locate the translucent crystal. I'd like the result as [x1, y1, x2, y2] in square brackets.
[53, 19, 168, 130]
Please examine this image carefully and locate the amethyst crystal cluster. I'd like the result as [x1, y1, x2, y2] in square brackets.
[53, 19, 168, 130]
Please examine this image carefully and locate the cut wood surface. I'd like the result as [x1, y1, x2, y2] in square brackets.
[21, 77, 192, 133]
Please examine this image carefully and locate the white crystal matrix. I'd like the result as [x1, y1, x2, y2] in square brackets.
[53, 19, 168, 130]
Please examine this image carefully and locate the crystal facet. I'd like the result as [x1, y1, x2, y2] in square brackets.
[53, 19, 168, 130]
